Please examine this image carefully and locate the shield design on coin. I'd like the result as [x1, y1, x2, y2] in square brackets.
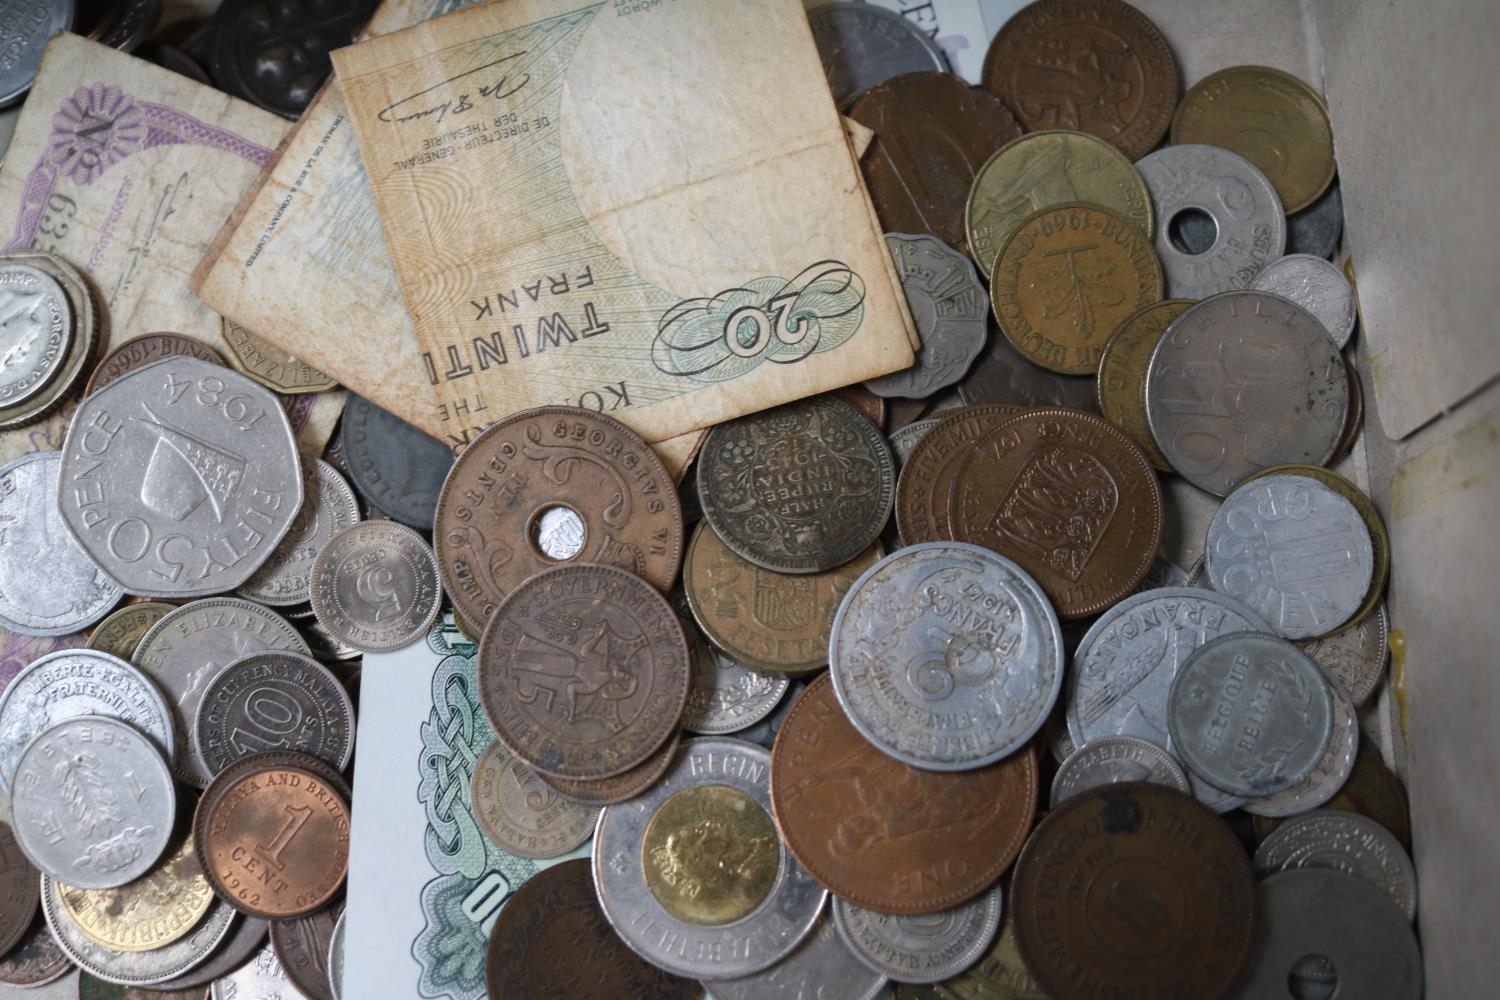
[135, 405, 247, 522]
[751, 567, 814, 631]
[990, 446, 1118, 581]
[512, 618, 647, 733]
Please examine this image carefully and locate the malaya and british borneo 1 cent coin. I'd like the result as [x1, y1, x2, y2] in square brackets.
[770, 674, 1038, 915]
[947, 407, 1163, 619]
[435, 405, 682, 637]
[697, 394, 894, 575]
[478, 562, 689, 781]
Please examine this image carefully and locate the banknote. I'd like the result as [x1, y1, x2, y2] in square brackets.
[866, 0, 992, 83]
[331, 0, 916, 447]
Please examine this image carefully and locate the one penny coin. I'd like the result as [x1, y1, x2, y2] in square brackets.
[478, 563, 689, 781]
[894, 403, 1022, 547]
[1009, 784, 1256, 999]
[470, 742, 599, 859]
[682, 521, 879, 675]
[845, 71, 1023, 252]
[982, 0, 1178, 161]
[991, 203, 1164, 376]
[698, 395, 894, 574]
[947, 408, 1163, 618]
[539, 729, 681, 807]
[1096, 299, 1193, 471]
[485, 859, 698, 999]
[770, 675, 1038, 914]
[84, 333, 225, 396]
[434, 406, 683, 636]
[0, 822, 38, 958]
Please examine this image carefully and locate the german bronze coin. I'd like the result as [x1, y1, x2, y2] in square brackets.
[485, 858, 698, 999]
[538, 729, 680, 807]
[85, 334, 225, 396]
[1172, 65, 1336, 214]
[682, 521, 879, 675]
[1145, 291, 1348, 496]
[991, 203, 1164, 375]
[674, 585, 790, 735]
[0, 917, 70, 987]
[57, 834, 211, 952]
[698, 395, 894, 575]
[0, 821, 37, 958]
[221, 320, 337, 394]
[965, 130, 1153, 281]
[1096, 299, 1193, 471]
[770, 674, 1038, 914]
[947, 408, 1164, 619]
[981, 0, 1178, 161]
[893, 404, 1022, 547]
[478, 563, 689, 781]
[807, 2, 948, 105]
[845, 72, 1023, 252]
[1010, 783, 1256, 999]
[435, 406, 682, 637]
[954, 319, 1098, 413]
[310, 520, 443, 653]
[340, 393, 454, 531]
[865, 234, 989, 399]
[209, 0, 377, 117]
[84, 601, 174, 660]
[470, 741, 598, 860]
[270, 902, 341, 1000]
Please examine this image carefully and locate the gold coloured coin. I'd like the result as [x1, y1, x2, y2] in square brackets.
[221, 318, 339, 394]
[642, 783, 779, 927]
[57, 835, 213, 953]
[1096, 299, 1193, 470]
[85, 601, 175, 660]
[1171, 65, 1335, 213]
[990, 203, 1163, 375]
[965, 129, 1153, 280]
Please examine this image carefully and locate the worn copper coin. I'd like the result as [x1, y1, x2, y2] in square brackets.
[698, 395, 894, 574]
[85, 334, 225, 396]
[539, 729, 681, 807]
[485, 858, 698, 999]
[435, 406, 683, 637]
[0, 821, 38, 958]
[209, 0, 378, 118]
[1096, 299, 1193, 471]
[682, 521, 879, 675]
[271, 902, 341, 1000]
[833, 385, 887, 429]
[478, 563, 689, 781]
[84, 601, 174, 660]
[991, 203, 1164, 375]
[954, 320, 1098, 414]
[221, 320, 337, 394]
[893, 404, 1023, 546]
[947, 408, 1163, 619]
[0, 918, 71, 988]
[470, 742, 599, 860]
[1010, 783, 1256, 999]
[770, 675, 1038, 914]
[982, 0, 1178, 161]
[846, 71, 1024, 251]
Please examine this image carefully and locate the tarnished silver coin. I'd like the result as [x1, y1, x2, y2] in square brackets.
[1049, 736, 1191, 808]
[1167, 632, 1334, 798]
[309, 520, 442, 653]
[1254, 809, 1417, 921]
[470, 742, 598, 860]
[888, 418, 941, 471]
[0, 262, 71, 408]
[678, 586, 790, 734]
[1206, 474, 1374, 640]
[0, 649, 174, 796]
[705, 913, 887, 1000]
[1249, 253, 1358, 349]
[830, 542, 1063, 772]
[1298, 602, 1389, 705]
[1135, 144, 1286, 299]
[192, 651, 355, 779]
[13, 717, 174, 889]
[833, 886, 1001, 984]
[0, 0, 74, 106]
[1243, 677, 1358, 817]
[864, 235, 987, 399]
[239, 459, 360, 607]
[0, 453, 121, 637]
[57, 357, 303, 598]
[1145, 291, 1348, 496]
[808, 1, 947, 104]
[593, 737, 826, 979]
[133, 597, 310, 788]
[328, 909, 345, 1000]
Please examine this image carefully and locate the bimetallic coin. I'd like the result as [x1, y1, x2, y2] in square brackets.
[151, 914, 268, 992]
[270, 903, 341, 1000]
[705, 912, 887, 1000]
[1254, 810, 1417, 920]
[699, 395, 894, 575]
[982, 0, 1178, 161]
[470, 742, 598, 860]
[1145, 291, 1348, 496]
[965, 130, 1153, 281]
[0, 821, 38, 958]
[0, 918, 72, 987]
[0, 453, 122, 637]
[1167, 632, 1335, 797]
[865, 235, 988, 399]
[339, 394, 453, 530]
[0, 0, 74, 106]
[239, 459, 360, 606]
[56, 357, 304, 598]
[57, 835, 211, 952]
[44, 879, 235, 987]
[1136, 144, 1286, 299]
[1049, 736, 1190, 808]
[13, 717, 175, 889]
[1172, 66, 1336, 214]
[807, 2, 947, 105]
[85, 334, 225, 396]
[208, 944, 291, 999]
[1095, 299, 1193, 471]
[834, 887, 1001, 984]
[327, 910, 345, 1000]
[85, 602, 174, 660]
[1249, 253, 1358, 348]
[594, 738, 826, 979]
[1298, 602, 1389, 705]
[0, 649, 175, 796]
[192, 650, 356, 778]
[310, 520, 442, 653]
[0, 262, 71, 407]
[1243, 677, 1359, 818]
[221, 320, 338, 394]
[1206, 474, 1374, 639]
[829, 543, 1064, 771]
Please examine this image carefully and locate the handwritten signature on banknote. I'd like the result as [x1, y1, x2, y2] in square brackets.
[378, 52, 531, 126]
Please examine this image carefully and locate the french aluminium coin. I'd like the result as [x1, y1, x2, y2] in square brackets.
[238, 458, 360, 606]
[1049, 736, 1191, 808]
[310, 519, 442, 653]
[1249, 253, 1358, 348]
[57, 357, 303, 598]
[593, 737, 826, 980]
[833, 886, 1001, 983]
[1242, 677, 1359, 818]
[0, 262, 72, 407]
[831, 542, 1063, 771]
[864, 235, 988, 399]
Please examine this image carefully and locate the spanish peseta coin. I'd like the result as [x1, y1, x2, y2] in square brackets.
[310, 519, 443, 653]
[84, 601, 175, 660]
[674, 585, 790, 736]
